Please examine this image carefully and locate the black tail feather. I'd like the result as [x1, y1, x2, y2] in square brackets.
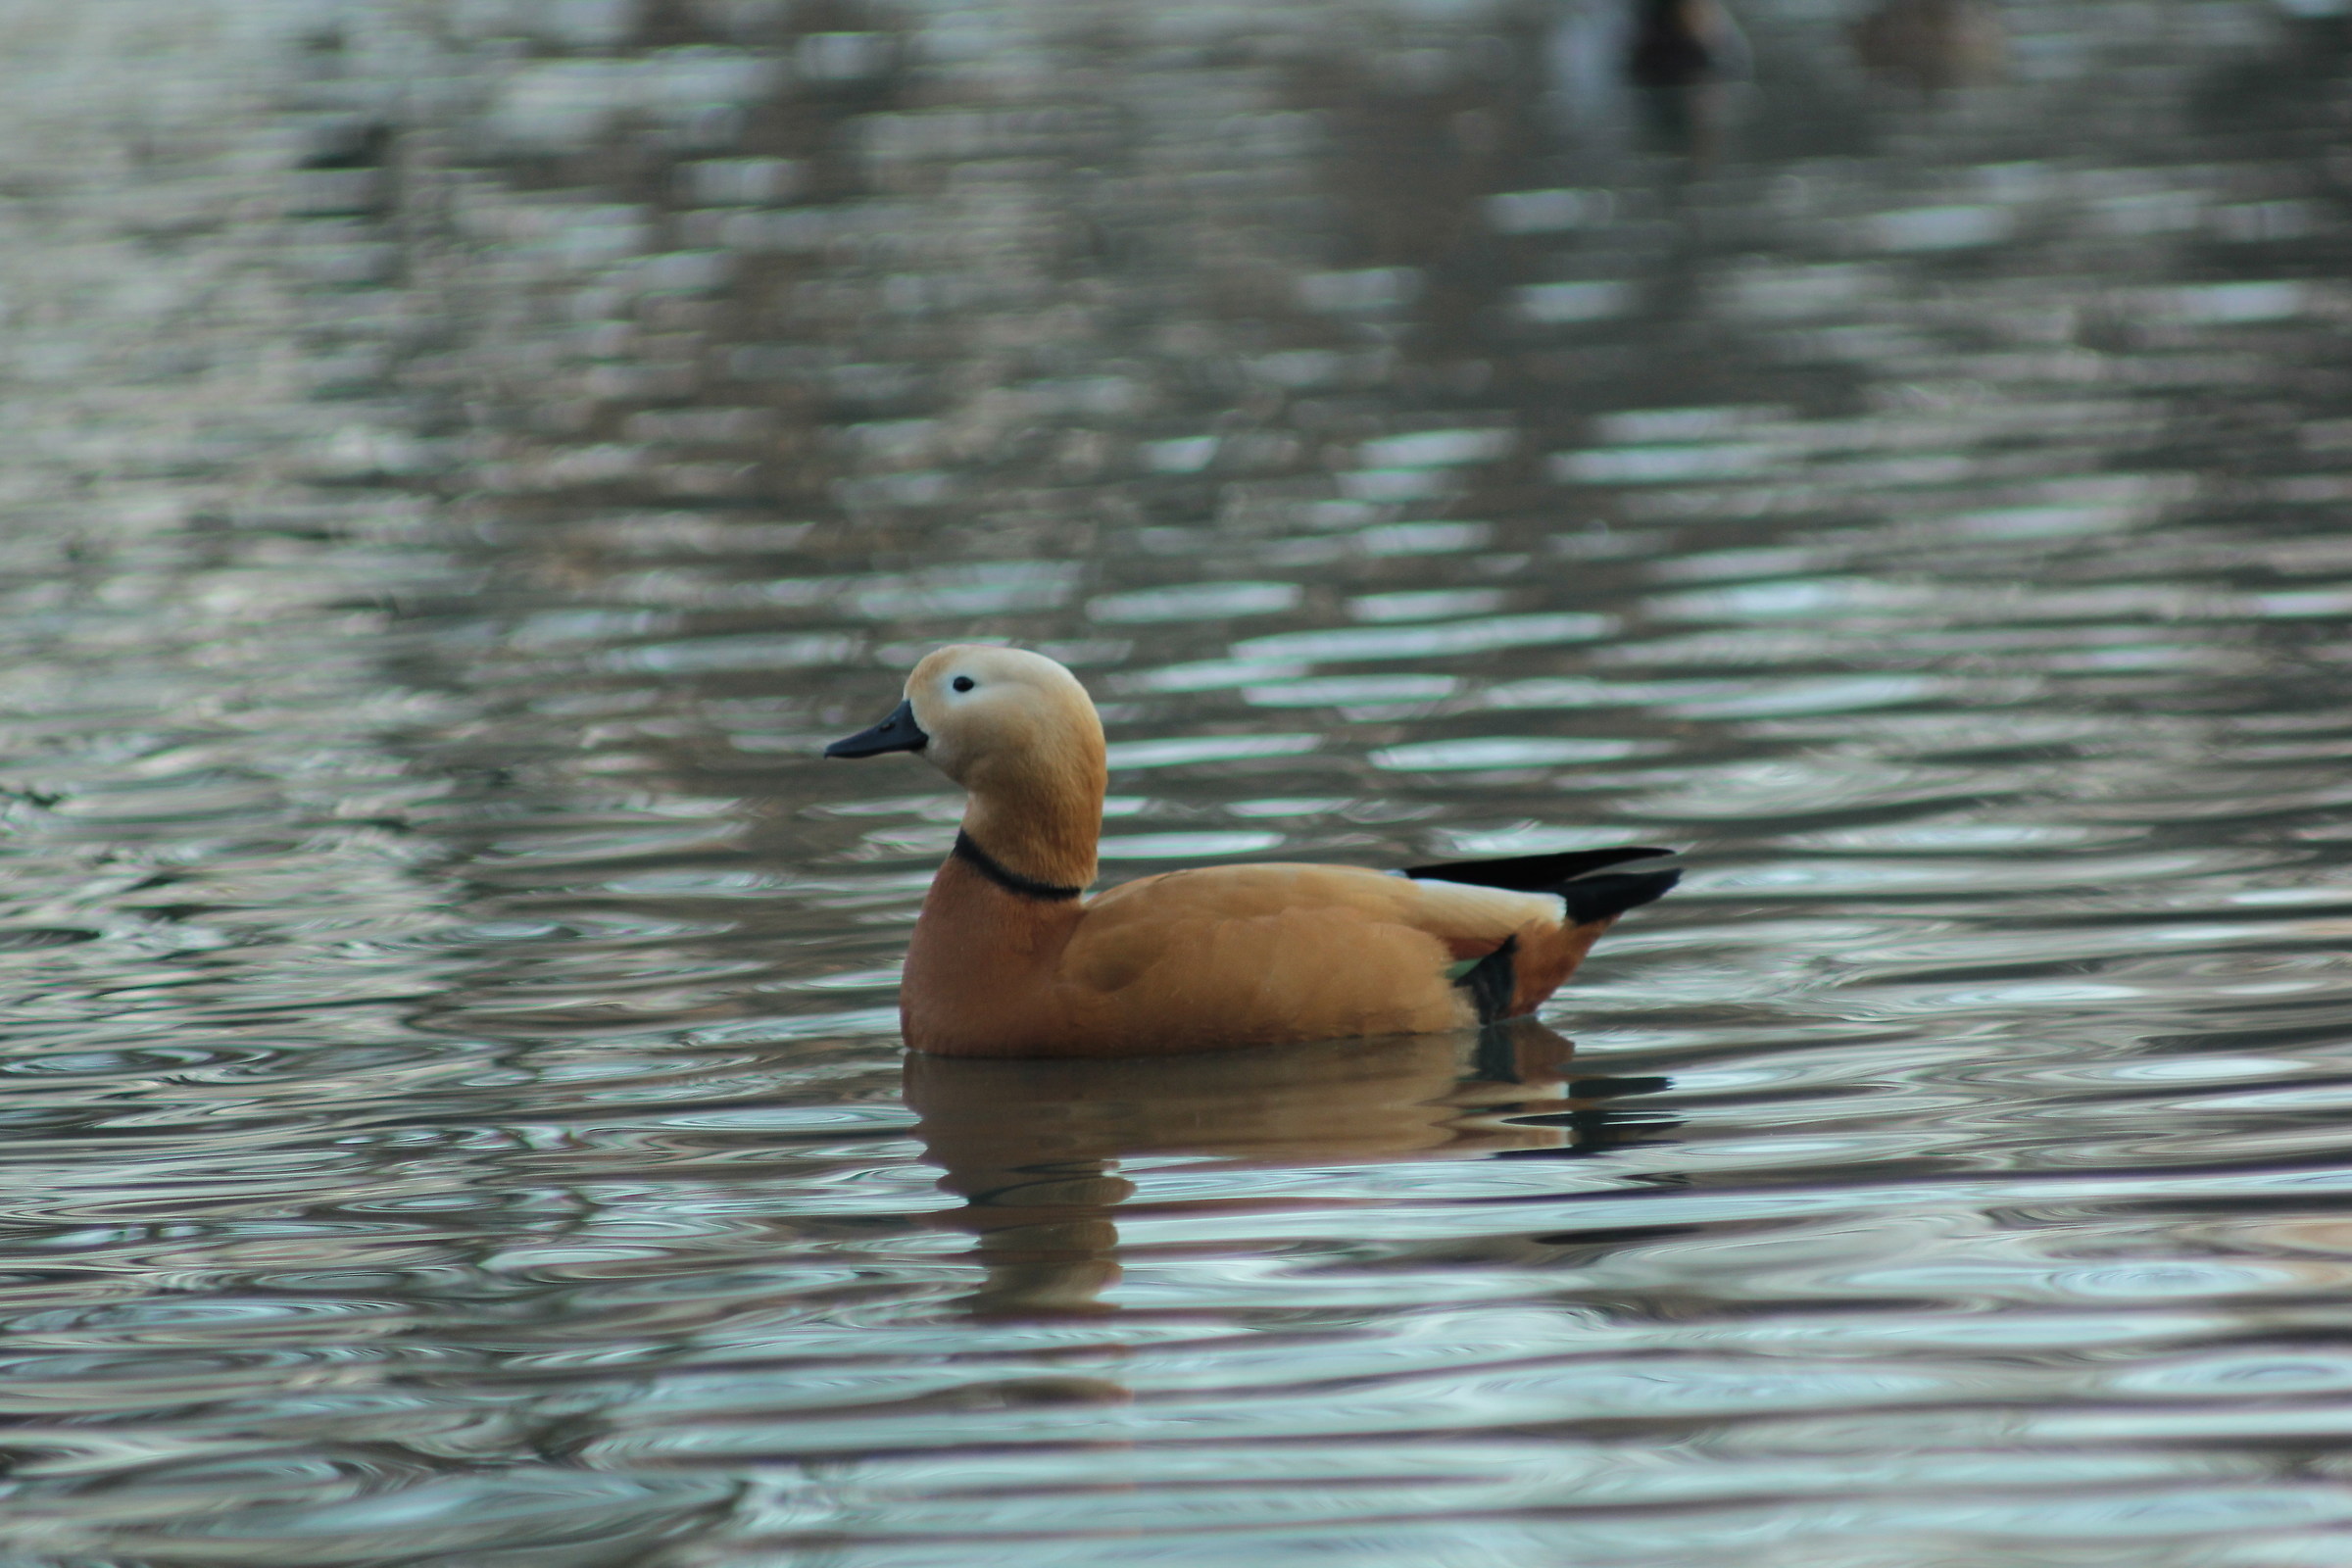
[1401, 844, 1676, 892]
[1406, 844, 1682, 927]
[1557, 867, 1681, 925]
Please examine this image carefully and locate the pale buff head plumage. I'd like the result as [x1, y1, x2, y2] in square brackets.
[906, 645, 1106, 888]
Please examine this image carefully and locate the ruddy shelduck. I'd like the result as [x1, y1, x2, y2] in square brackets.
[826, 645, 1679, 1057]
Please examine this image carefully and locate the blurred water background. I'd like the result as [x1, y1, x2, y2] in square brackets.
[5, 0, 2352, 1561]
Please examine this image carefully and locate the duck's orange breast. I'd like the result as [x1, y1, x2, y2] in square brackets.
[899, 857, 1086, 1057]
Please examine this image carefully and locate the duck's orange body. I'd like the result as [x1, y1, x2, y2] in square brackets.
[827, 646, 1678, 1058]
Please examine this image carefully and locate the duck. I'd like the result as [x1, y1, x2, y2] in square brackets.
[824, 645, 1680, 1057]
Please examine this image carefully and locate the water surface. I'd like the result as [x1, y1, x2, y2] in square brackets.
[5, 1, 2352, 1562]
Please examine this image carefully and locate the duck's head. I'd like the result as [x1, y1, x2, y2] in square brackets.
[826, 645, 1105, 803]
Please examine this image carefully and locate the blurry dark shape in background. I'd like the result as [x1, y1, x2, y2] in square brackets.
[1628, 0, 1753, 85]
[1849, 0, 2007, 90]
[1545, 0, 1754, 160]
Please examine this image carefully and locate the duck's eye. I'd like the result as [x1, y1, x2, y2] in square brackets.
[952, 675, 975, 693]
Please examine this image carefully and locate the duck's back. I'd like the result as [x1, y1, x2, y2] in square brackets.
[1080, 862, 1559, 952]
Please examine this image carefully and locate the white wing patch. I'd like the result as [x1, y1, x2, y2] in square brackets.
[1406, 876, 1565, 929]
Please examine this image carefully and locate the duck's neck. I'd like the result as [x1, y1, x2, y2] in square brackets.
[957, 759, 1102, 896]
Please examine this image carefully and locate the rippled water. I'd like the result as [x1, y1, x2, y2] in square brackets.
[7, 0, 2352, 1561]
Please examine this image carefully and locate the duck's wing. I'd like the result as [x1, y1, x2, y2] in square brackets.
[1060, 858, 1680, 1044]
[1055, 865, 1566, 1043]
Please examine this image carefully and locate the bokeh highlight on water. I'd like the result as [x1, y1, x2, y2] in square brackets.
[5, 0, 2352, 1561]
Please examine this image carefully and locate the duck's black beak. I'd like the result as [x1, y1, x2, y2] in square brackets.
[824, 699, 928, 759]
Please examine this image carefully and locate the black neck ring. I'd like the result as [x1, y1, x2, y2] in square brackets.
[953, 830, 1086, 902]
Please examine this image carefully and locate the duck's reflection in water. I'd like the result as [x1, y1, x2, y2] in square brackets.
[906, 1021, 1677, 1317]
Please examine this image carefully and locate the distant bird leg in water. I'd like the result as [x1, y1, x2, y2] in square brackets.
[1629, 0, 1750, 86]
[1544, 0, 1752, 161]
